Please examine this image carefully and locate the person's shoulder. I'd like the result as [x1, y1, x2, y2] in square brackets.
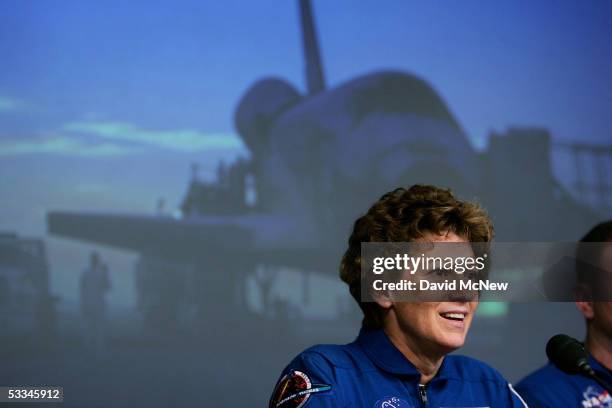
[270, 342, 368, 407]
[515, 361, 571, 394]
[445, 354, 509, 383]
[290, 341, 366, 372]
[515, 362, 572, 407]
[277, 340, 378, 385]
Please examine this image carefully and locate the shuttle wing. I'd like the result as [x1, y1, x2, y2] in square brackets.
[47, 211, 337, 268]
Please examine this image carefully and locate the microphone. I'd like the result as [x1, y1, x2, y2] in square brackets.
[546, 334, 592, 375]
[546, 334, 612, 393]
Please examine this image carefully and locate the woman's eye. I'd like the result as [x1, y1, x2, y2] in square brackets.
[466, 271, 479, 279]
[431, 269, 446, 276]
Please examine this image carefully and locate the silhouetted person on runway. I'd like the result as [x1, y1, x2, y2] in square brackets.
[80, 251, 111, 356]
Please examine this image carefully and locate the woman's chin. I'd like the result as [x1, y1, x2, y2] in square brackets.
[435, 334, 467, 352]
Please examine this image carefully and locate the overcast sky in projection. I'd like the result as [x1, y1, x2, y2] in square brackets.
[0, 0, 611, 307]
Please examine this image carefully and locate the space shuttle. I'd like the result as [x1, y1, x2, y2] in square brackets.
[48, 0, 595, 278]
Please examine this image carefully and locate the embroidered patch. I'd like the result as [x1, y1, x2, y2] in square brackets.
[374, 396, 411, 408]
[270, 370, 331, 408]
[581, 385, 611, 407]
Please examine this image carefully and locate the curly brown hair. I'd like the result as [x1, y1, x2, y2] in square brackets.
[340, 184, 494, 329]
[576, 220, 612, 287]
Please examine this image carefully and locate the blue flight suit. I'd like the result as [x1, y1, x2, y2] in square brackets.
[516, 355, 612, 408]
[269, 328, 528, 407]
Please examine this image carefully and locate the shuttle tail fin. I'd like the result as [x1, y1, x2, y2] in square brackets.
[299, 0, 326, 95]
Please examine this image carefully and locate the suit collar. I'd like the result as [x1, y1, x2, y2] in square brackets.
[356, 328, 457, 381]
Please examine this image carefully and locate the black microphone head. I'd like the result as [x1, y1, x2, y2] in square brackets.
[546, 334, 590, 375]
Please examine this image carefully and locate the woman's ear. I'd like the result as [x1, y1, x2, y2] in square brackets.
[366, 276, 393, 309]
[373, 291, 393, 310]
[575, 300, 595, 320]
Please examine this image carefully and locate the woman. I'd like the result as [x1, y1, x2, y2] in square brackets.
[269, 185, 528, 407]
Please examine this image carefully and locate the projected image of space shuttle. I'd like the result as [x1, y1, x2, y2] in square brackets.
[47, 0, 605, 335]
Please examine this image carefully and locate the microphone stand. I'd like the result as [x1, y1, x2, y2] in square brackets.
[581, 366, 612, 394]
